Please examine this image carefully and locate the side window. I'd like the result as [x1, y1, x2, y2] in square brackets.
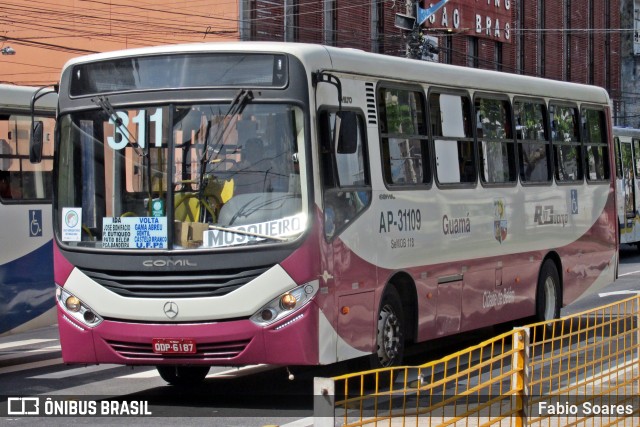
[581, 108, 609, 182]
[335, 114, 368, 187]
[620, 140, 634, 182]
[0, 114, 55, 202]
[550, 104, 583, 182]
[319, 110, 371, 240]
[430, 92, 475, 184]
[514, 100, 551, 183]
[378, 86, 430, 186]
[475, 96, 516, 184]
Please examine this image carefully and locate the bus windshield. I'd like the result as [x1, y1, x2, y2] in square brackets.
[56, 101, 306, 250]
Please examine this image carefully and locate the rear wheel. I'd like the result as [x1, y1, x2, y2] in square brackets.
[535, 260, 561, 326]
[157, 366, 210, 386]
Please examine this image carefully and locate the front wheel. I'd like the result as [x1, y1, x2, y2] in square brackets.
[157, 366, 210, 386]
[371, 286, 405, 369]
[359, 286, 405, 391]
[535, 260, 561, 324]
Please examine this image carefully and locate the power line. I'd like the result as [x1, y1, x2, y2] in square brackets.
[0, 0, 396, 83]
[0, 59, 59, 70]
[1, 0, 400, 48]
[0, 35, 98, 54]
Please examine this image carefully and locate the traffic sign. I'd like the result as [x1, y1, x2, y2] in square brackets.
[417, 0, 451, 26]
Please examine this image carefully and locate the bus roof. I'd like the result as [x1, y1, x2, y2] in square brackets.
[60, 42, 611, 106]
[613, 126, 640, 137]
[0, 84, 57, 113]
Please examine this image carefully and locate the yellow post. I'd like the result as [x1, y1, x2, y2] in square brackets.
[636, 297, 640, 397]
[512, 327, 530, 427]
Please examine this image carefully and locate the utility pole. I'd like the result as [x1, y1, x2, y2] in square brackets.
[284, 0, 295, 42]
[392, 0, 421, 59]
[395, 1, 448, 60]
[405, 0, 422, 60]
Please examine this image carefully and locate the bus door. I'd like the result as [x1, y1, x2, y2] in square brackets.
[617, 138, 637, 242]
[318, 98, 374, 361]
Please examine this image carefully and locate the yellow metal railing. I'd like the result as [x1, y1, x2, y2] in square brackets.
[318, 295, 640, 427]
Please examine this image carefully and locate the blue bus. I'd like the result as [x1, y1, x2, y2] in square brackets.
[0, 84, 57, 335]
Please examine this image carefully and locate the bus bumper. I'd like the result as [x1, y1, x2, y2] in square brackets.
[57, 301, 320, 366]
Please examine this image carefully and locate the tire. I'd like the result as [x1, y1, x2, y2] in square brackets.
[356, 287, 405, 391]
[371, 286, 405, 369]
[535, 260, 561, 324]
[157, 366, 210, 386]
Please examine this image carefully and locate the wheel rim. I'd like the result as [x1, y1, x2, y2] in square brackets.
[543, 276, 557, 321]
[376, 303, 401, 367]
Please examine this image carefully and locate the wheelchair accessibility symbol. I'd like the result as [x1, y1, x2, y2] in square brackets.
[570, 189, 579, 215]
[29, 210, 43, 237]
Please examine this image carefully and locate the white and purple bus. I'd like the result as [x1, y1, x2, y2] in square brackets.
[0, 84, 56, 335]
[40, 43, 617, 384]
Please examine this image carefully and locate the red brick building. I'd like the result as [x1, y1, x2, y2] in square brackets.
[242, 0, 621, 120]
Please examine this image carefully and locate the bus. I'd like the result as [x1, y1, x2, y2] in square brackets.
[37, 43, 617, 384]
[0, 84, 56, 335]
[613, 126, 640, 248]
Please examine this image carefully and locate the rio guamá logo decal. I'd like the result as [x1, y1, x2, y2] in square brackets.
[494, 198, 507, 244]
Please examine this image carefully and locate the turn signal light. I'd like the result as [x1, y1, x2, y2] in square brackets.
[280, 293, 297, 310]
[65, 296, 81, 312]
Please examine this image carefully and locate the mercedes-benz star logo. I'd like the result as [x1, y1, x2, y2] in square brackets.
[163, 301, 179, 319]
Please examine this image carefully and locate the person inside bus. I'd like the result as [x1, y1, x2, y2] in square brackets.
[263, 135, 293, 193]
[231, 137, 271, 195]
[232, 136, 295, 195]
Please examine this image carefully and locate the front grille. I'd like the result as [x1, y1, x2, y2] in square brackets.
[106, 338, 250, 360]
[79, 265, 272, 298]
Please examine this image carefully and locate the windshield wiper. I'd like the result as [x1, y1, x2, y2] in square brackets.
[197, 89, 253, 200]
[92, 96, 146, 158]
[201, 89, 253, 168]
[207, 224, 288, 242]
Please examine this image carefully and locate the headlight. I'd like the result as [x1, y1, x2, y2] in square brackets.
[56, 286, 103, 328]
[250, 280, 319, 326]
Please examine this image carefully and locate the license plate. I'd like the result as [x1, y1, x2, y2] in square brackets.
[152, 338, 197, 354]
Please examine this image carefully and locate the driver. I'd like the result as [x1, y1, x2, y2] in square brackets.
[232, 138, 270, 194]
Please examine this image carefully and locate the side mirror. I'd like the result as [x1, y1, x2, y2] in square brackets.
[336, 111, 358, 154]
[30, 121, 44, 163]
[29, 85, 58, 164]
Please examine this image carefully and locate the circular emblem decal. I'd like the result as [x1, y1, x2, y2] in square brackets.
[65, 210, 79, 228]
[163, 301, 179, 319]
